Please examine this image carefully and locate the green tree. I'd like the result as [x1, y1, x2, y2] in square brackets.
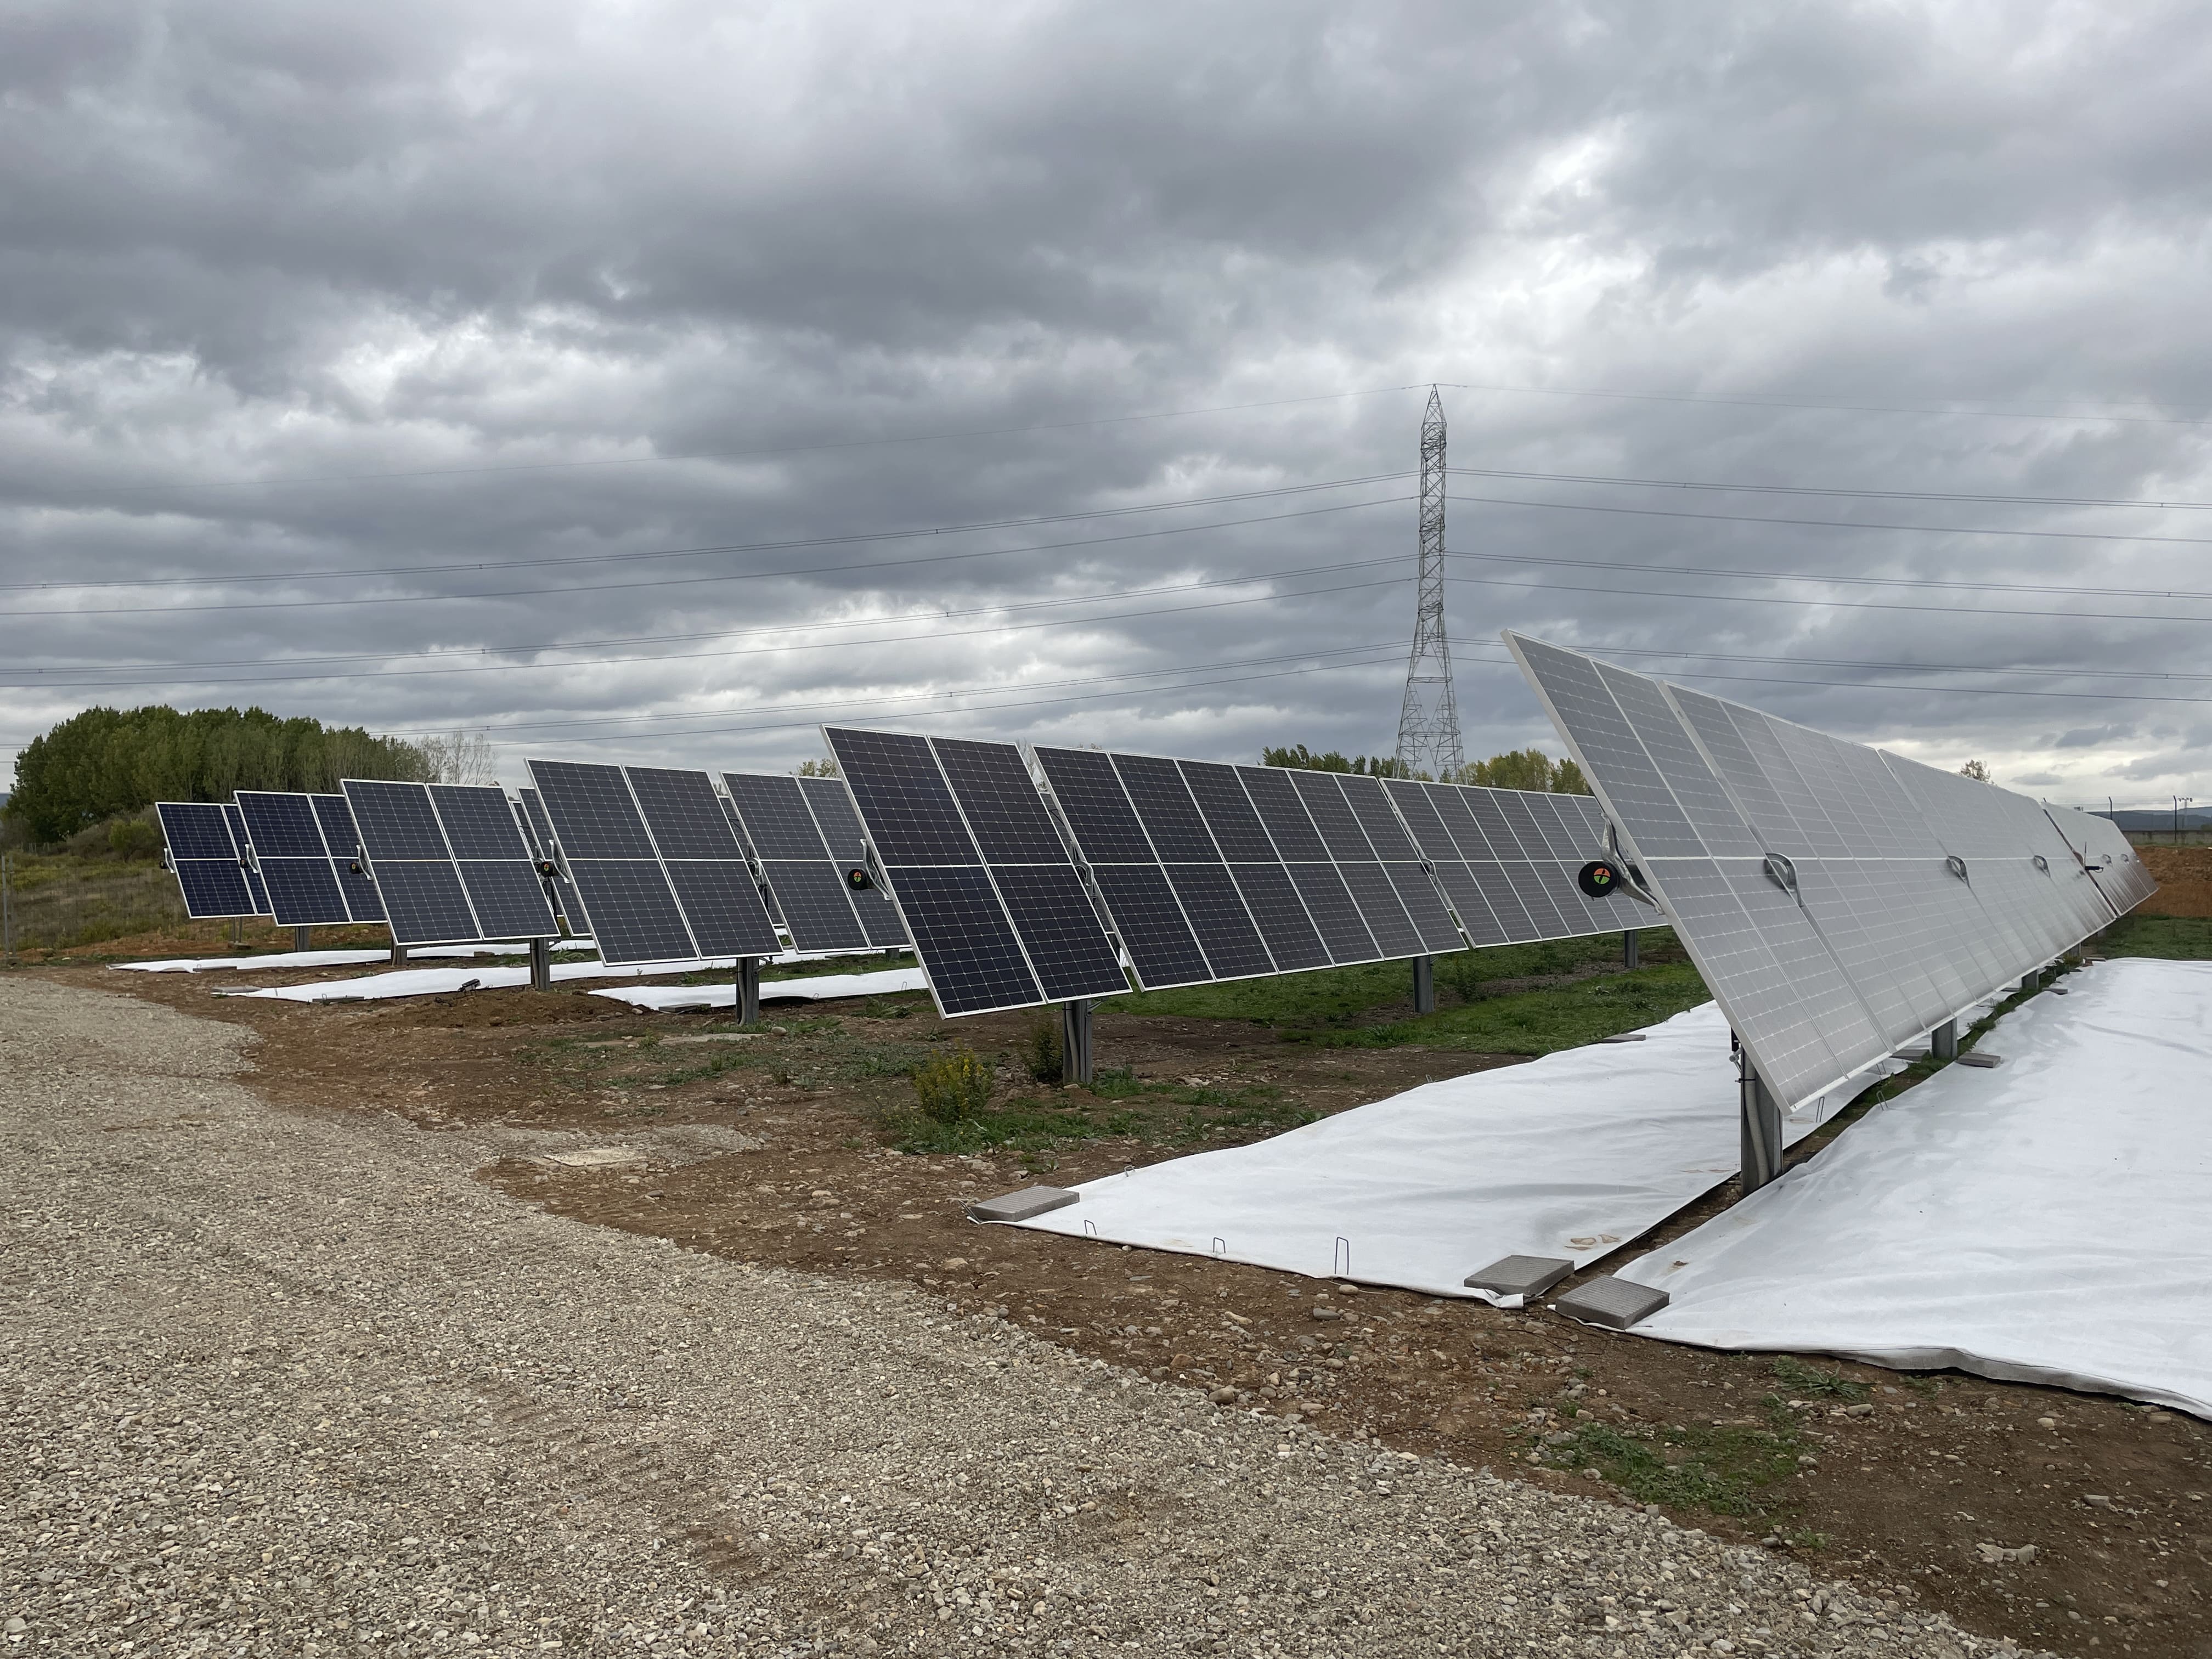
[4, 705, 432, 847]
[1454, 748, 1590, 794]
[1261, 744, 1412, 777]
[1959, 759, 1993, 782]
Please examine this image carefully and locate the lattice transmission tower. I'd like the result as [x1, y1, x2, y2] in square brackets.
[1395, 387, 1463, 780]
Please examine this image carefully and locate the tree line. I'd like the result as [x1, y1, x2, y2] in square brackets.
[1262, 742, 1588, 793]
[4, 705, 434, 848]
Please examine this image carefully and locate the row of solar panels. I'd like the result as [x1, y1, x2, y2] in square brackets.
[154, 770, 915, 964]
[1506, 633, 2158, 1112]
[821, 729, 1647, 1017]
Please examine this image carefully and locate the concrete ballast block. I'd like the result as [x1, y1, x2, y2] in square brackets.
[1463, 1254, 1575, 1300]
[967, 1185, 1080, 1223]
[1553, 1276, 1671, 1330]
[1956, 1051, 2005, 1069]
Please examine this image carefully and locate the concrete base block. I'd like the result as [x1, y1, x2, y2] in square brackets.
[968, 1185, 1080, 1223]
[1464, 1255, 1573, 1299]
[1598, 1032, 1647, 1044]
[1956, 1051, 2005, 1069]
[1553, 1276, 1671, 1329]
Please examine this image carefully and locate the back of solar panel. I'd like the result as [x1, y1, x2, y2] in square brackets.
[1506, 631, 2144, 1109]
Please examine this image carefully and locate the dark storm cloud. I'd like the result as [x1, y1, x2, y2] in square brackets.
[2, 0, 2209, 805]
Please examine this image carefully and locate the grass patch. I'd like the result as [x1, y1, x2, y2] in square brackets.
[1306, 962, 1709, 1053]
[1527, 1397, 1808, 1520]
[1770, 1356, 1867, 1402]
[2098, 915, 2212, 960]
[2, 853, 189, 951]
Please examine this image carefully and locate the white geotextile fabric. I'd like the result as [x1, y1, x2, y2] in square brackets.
[1616, 958, 2212, 1420]
[1008, 1001, 1879, 1301]
[215, 958, 706, 1001]
[117, 940, 598, 973]
[592, 968, 930, 1011]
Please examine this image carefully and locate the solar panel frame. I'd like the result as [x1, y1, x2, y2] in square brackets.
[311, 793, 385, 924]
[624, 766, 781, 960]
[222, 805, 273, 916]
[796, 775, 910, 947]
[514, 787, 580, 929]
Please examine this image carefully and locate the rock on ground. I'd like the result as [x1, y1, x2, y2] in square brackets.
[0, 977, 2051, 1658]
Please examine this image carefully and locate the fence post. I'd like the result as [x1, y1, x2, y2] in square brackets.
[2, 852, 13, 966]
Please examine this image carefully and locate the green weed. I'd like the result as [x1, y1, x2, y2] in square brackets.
[1024, 1011, 1064, 1084]
[1769, 1357, 1868, 1401]
[912, 1048, 994, 1125]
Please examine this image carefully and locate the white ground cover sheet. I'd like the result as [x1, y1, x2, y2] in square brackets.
[592, 968, 930, 1011]
[1615, 958, 2212, 1420]
[117, 941, 598, 973]
[1007, 1001, 1879, 1301]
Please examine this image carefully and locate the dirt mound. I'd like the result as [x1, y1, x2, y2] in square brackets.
[2136, 844, 2212, 917]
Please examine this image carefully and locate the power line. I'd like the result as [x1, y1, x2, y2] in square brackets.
[0, 493, 1409, 620]
[0, 471, 1414, 592]
[1447, 490, 2212, 551]
[1436, 381, 2211, 428]
[1448, 465, 2212, 513]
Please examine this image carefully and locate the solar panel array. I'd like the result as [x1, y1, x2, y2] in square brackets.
[2048, 802, 2160, 915]
[156, 801, 261, 920]
[234, 791, 385, 927]
[222, 804, 273, 916]
[525, 761, 781, 966]
[1506, 631, 2148, 1108]
[823, 729, 1128, 1015]
[341, 780, 560, 947]
[724, 772, 909, 953]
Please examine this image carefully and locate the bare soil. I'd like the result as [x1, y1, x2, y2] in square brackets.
[58, 952, 2212, 1658]
[2137, 846, 2212, 919]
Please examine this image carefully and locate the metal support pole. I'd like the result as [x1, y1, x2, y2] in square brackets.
[231, 917, 242, 947]
[737, 956, 761, 1025]
[2, 852, 12, 966]
[1411, 955, 1436, 1014]
[1931, 1018, 1959, 1062]
[529, 936, 552, 992]
[1737, 1042, 1785, 1194]
[390, 942, 409, 966]
[1060, 999, 1094, 1086]
[2019, 970, 2039, 994]
[1623, 929, 1640, 969]
[294, 925, 312, 952]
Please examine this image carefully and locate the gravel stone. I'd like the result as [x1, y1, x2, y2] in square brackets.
[0, 978, 2055, 1657]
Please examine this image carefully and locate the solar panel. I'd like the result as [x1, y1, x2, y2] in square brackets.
[1505, 631, 2147, 1109]
[798, 775, 909, 947]
[527, 761, 775, 964]
[1235, 764, 1382, 964]
[155, 801, 256, 919]
[305, 794, 384, 923]
[624, 767, 781, 958]
[339, 780, 558, 947]
[824, 729, 1126, 1015]
[1382, 778, 1643, 947]
[1031, 747, 1211, 991]
[723, 771, 869, 952]
[221, 804, 272, 915]
[234, 791, 353, 927]
[515, 787, 580, 927]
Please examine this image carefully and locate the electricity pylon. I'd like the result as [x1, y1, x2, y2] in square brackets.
[1395, 387, 1463, 780]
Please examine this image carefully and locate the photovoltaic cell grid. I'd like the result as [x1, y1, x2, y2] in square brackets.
[822, 729, 1126, 1016]
[234, 791, 356, 927]
[155, 801, 258, 919]
[339, 780, 559, 947]
[525, 761, 779, 965]
[1505, 632, 2146, 1109]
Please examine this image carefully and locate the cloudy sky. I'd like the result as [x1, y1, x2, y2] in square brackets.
[4, 0, 2209, 806]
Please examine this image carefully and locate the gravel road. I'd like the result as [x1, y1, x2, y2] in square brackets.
[0, 977, 2047, 1658]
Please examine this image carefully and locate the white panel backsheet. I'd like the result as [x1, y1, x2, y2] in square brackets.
[1506, 632, 2145, 1110]
[1614, 960, 2212, 1421]
[1003, 1003, 1882, 1300]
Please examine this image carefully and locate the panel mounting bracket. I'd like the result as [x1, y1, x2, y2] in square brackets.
[1762, 851, 1799, 899]
[1945, 854, 1970, 882]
